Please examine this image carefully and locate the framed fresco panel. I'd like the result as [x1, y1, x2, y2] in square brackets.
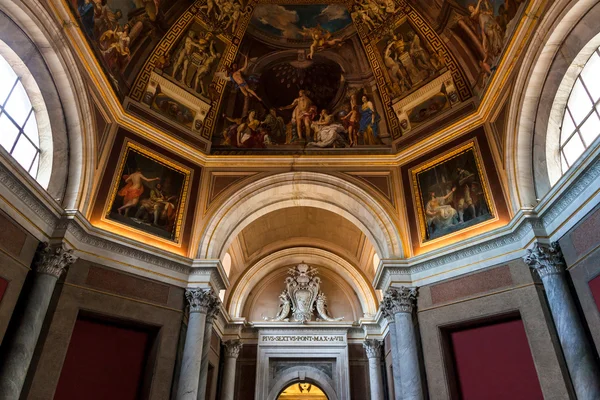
[410, 138, 496, 243]
[102, 139, 192, 244]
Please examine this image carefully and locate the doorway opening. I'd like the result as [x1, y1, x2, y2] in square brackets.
[277, 382, 328, 400]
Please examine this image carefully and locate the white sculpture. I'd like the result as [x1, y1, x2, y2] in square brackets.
[264, 262, 344, 323]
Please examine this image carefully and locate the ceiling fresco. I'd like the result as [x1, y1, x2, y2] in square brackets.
[67, 0, 530, 154]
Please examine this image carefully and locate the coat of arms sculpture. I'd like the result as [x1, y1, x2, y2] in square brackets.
[263, 262, 344, 323]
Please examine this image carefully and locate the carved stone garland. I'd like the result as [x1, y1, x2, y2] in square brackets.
[264, 262, 343, 323]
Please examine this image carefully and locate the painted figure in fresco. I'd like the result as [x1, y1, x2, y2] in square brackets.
[220, 1, 247, 34]
[468, 0, 504, 60]
[171, 31, 204, 84]
[279, 90, 316, 140]
[216, 54, 263, 102]
[194, 40, 220, 95]
[360, 0, 385, 24]
[261, 108, 286, 141]
[299, 25, 344, 60]
[359, 95, 382, 145]
[384, 41, 411, 96]
[407, 32, 435, 77]
[116, 169, 161, 216]
[134, 183, 177, 227]
[101, 25, 132, 70]
[222, 110, 266, 148]
[425, 187, 458, 235]
[200, 0, 220, 19]
[341, 94, 360, 147]
[308, 109, 347, 148]
[353, 5, 377, 30]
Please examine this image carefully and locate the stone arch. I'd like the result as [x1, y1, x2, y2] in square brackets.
[0, 0, 94, 208]
[197, 171, 404, 260]
[227, 247, 379, 320]
[267, 367, 339, 400]
[507, 0, 600, 207]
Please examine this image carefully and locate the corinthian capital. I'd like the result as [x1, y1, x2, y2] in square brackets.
[35, 242, 77, 278]
[224, 340, 243, 358]
[185, 288, 220, 314]
[523, 242, 566, 278]
[363, 339, 382, 359]
[381, 286, 418, 317]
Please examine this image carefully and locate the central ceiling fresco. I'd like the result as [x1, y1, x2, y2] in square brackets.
[69, 0, 529, 154]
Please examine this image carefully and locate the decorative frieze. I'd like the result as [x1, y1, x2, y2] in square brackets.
[381, 287, 418, 316]
[363, 339, 382, 359]
[224, 340, 243, 358]
[35, 242, 77, 278]
[185, 288, 220, 314]
[523, 242, 566, 278]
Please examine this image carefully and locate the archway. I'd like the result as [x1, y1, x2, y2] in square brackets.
[277, 382, 328, 400]
[197, 171, 404, 261]
[266, 367, 339, 400]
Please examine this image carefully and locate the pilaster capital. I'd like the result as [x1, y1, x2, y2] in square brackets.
[224, 340, 243, 358]
[523, 242, 566, 278]
[35, 242, 77, 278]
[185, 288, 220, 314]
[363, 339, 382, 359]
[381, 286, 418, 316]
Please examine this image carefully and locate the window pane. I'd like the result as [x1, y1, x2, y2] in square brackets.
[581, 52, 600, 102]
[0, 55, 17, 105]
[4, 82, 32, 127]
[567, 79, 594, 125]
[579, 112, 600, 146]
[11, 135, 37, 171]
[563, 135, 586, 166]
[23, 112, 38, 146]
[561, 109, 576, 145]
[561, 152, 569, 173]
[0, 113, 19, 151]
[29, 153, 39, 176]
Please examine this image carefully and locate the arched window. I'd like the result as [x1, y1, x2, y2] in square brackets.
[560, 45, 600, 173]
[0, 51, 41, 178]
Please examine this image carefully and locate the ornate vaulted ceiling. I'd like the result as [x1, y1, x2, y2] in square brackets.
[68, 0, 528, 154]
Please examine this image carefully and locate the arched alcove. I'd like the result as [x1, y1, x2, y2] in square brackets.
[227, 247, 379, 320]
[197, 171, 404, 261]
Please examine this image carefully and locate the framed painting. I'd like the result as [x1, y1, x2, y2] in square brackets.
[410, 138, 496, 243]
[102, 139, 192, 244]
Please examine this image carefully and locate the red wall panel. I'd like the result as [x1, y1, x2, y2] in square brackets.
[590, 274, 600, 312]
[0, 277, 8, 303]
[450, 318, 543, 400]
[55, 318, 150, 400]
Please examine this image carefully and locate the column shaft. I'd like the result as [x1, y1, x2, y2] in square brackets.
[177, 311, 208, 400]
[395, 312, 424, 400]
[221, 356, 237, 400]
[387, 321, 402, 399]
[0, 274, 59, 398]
[368, 356, 384, 399]
[542, 273, 600, 399]
[197, 319, 214, 400]
[525, 242, 600, 399]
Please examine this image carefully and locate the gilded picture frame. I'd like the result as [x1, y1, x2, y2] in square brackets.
[410, 138, 497, 244]
[102, 139, 192, 245]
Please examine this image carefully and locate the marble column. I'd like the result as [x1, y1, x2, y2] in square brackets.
[381, 287, 424, 400]
[381, 308, 402, 398]
[177, 288, 220, 400]
[364, 339, 385, 400]
[524, 242, 600, 399]
[0, 243, 76, 399]
[220, 340, 242, 400]
[197, 299, 220, 400]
